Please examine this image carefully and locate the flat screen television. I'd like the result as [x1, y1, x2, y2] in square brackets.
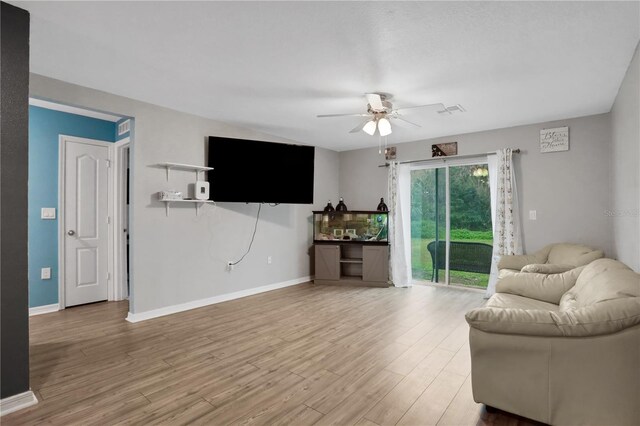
[207, 136, 315, 204]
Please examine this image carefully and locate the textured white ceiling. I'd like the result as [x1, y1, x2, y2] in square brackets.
[15, 1, 640, 151]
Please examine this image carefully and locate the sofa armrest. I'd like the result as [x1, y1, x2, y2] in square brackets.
[557, 298, 640, 336]
[496, 266, 585, 304]
[466, 298, 640, 337]
[497, 254, 542, 271]
[497, 245, 552, 271]
[465, 307, 563, 336]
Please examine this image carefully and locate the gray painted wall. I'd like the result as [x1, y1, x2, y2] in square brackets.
[1, 1, 31, 399]
[29, 74, 339, 315]
[611, 42, 640, 271]
[339, 113, 613, 255]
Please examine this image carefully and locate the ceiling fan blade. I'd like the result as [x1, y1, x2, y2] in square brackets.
[394, 103, 446, 114]
[365, 93, 384, 111]
[317, 113, 370, 118]
[349, 119, 371, 133]
[392, 115, 422, 128]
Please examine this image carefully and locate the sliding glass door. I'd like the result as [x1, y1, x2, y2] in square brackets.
[410, 161, 493, 288]
[411, 167, 446, 282]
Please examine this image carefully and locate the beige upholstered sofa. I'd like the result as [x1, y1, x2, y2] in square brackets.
[498, 243, 603, 275]
[466, 258, 640, 425]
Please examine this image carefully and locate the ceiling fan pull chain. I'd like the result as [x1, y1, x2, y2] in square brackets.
[378, 134, 382, 154]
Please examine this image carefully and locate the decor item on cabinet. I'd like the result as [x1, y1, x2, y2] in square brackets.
[432, 142, 458, 157]
[336, 197, 348, 211]
[540, 126, 569, 153]
[333, 229, 344, 238]
[376, 198, 389, 211]
[323, 200, 335, 212]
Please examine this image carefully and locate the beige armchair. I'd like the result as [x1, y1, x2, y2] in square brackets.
[466, 259, 640, 425]
[498, 243, 603, 275]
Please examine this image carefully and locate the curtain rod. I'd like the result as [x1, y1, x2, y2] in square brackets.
[377, 148, 521, 167]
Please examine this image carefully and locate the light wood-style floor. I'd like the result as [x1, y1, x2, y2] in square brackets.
[4, 283, 542, 425]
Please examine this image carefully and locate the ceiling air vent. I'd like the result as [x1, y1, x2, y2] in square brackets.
[118, 119, 131, 136]
[438, 104, 466, 114]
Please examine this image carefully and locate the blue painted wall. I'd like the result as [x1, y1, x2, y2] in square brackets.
[28, 105, 116, 308]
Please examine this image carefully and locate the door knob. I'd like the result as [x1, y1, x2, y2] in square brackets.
[67, 230, 75, 236]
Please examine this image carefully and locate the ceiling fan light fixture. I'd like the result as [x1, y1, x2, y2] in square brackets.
[362, 120, 377, 136]
[378, 117, 392, 136]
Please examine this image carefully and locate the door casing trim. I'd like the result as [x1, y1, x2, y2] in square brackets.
[112, 138, 130, 302]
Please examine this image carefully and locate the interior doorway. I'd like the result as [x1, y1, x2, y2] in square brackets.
[27, 98, 132, 314]
[411, 161, 493, 288]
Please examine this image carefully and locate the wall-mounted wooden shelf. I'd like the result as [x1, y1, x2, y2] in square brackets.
[160, 199, 214, 216]
[158, 162, 213, 181]
[157, 162, 214, 216]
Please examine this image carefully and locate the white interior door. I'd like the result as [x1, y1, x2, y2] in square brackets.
[64, 138, 110, 307]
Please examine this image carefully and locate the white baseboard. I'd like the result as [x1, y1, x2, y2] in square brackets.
[29, 303, 60, 316]
[126, 276, 311, 323]
[0, 390, 38, 416]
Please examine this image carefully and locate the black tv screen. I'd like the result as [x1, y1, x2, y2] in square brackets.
[207, 136, 315, 204]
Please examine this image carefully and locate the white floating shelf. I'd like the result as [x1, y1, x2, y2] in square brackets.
[160, 199, 215, 216]
[158, 162, 213, 181]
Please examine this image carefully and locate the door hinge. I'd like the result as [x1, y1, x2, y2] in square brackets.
[107, 216, 111, 224]
[106, 159, 111, 168]
[107, 272, 111, 281]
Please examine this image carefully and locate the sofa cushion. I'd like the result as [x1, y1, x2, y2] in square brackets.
[562, 258, 640, 309]
[520, 263, 575, 274]
[466, 297, 640, 337]
[498, 253, 546, 271]
[498, 268, 519, 279]
[497, 266, 585, 304]
[547, 243, 603, 267]
[487, 293, 560, 311]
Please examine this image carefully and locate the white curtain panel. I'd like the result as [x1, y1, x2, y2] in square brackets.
[388, 162, 413, 287]
[486, 148, 523, 297]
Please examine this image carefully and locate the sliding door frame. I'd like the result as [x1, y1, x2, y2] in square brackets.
[410, 155, 489, 285]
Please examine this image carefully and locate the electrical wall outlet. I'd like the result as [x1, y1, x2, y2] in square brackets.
[41, 267, 51, 280]
[226, 261, 234, 272]
[529, 210, 537, 220]
[267, 256, 272, 265]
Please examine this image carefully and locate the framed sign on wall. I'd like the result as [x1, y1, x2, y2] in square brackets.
[384, 146, 397, 160]
[432, 142, 458, 157]
[540, 127, 569, 153]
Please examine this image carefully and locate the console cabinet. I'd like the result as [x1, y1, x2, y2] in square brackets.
[314, 243, 389, 287]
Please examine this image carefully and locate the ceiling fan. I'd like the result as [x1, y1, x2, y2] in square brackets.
[317, 93, 465, 136]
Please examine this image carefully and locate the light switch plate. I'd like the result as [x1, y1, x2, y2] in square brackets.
[41, 267, 51, 280]
[41, 208, 56, 219]
[529, 210, 537, 220]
